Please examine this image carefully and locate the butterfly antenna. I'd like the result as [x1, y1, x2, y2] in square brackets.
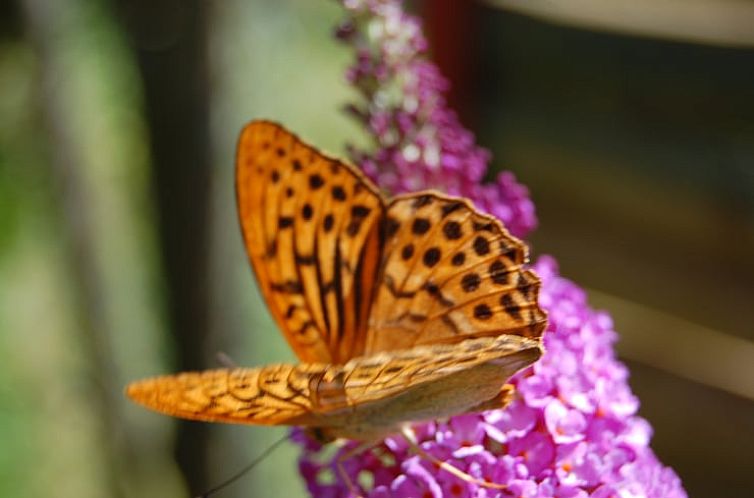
[195, 433, 289, 498]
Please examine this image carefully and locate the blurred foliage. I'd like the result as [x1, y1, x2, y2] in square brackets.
[0, 0, 361, 497]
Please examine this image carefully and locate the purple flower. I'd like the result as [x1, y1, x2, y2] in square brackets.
[335, 0, 536, 238]
[292, 2, 687, 497]
[295, 256, 687, 498]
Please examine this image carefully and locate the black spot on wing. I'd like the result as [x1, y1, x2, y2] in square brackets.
[423, 247, 441, 267]
[473, 304, 493, 320]
[309, 174, 324, 190]
[332, 186, 347, 201]
[285, 304, 296, 319]
[412, 218, 431, 235]
[295, 253, 316, 265]
[473, 221, 494, 232]
[271, 280, 303, 294]
[323, 214, 335, 232]
[500, 294, 522, 320]
[424, 282, 454, 307]
[443, 221, 463, 240]
[412, 195, 433, 208]
[473, 236, 490, 256]
[441, 201, 464, 218]
[489, 260, 508, 285]
[401, 244, 414, 260]
[383, 217, 400, 238]
[499, 240, 518, 261]
[302, 204, 313, 220]
[461, 273, 481, 292]
[351, 205, 371, 218]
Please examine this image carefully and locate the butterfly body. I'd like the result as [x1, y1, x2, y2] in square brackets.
[127, 120, 547, 444]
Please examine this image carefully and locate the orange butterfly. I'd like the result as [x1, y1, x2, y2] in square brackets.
[127, 121, 547, 490]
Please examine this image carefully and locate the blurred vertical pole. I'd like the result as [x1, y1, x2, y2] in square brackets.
[423, 0, 478, 124]
[19, 0, 130, 496]
[113, 0, 213, 493]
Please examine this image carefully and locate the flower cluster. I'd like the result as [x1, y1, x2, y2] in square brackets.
[295, 257, 686, 497]
[293, 1, 687, 497]
[335, 0, 536, 238]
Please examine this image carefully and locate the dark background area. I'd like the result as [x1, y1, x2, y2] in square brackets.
[428, 5, 754, 497]
[0, 1, 751, 497]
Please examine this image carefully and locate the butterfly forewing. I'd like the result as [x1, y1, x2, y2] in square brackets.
[237, 121, 385, 363]
[366, 194, 547, 354]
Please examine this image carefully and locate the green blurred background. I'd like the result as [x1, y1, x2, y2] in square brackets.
[0, 1, 751, 497]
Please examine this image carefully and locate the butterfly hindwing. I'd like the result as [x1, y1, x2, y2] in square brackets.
[126, 336, 542, 435]
[126, 366, 320, 426]
[366, 193, 547, 354]
[236, 121, 385, 364]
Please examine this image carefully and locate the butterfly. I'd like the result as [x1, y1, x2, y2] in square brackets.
[127, 120, 547, 490]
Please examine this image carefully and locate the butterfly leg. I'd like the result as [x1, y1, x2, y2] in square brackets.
[400, 425, 508, 490]
[335, 441, 374, 498]
[215, 351, 238, 368]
